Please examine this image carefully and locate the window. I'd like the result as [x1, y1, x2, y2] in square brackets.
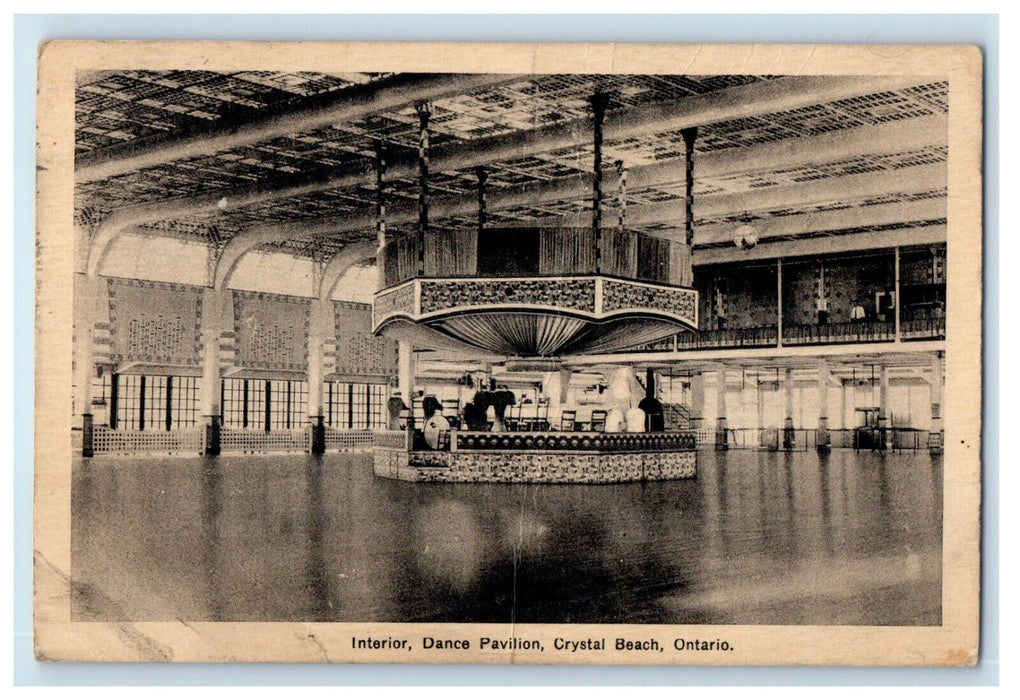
[222, 378, 307, 431]
[325, 381, 387, 429]
[114, 374, 200, 431]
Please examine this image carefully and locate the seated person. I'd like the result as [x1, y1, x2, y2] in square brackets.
[605, 407, 627, 433]
[387, 395, 408, 431]
[462, 401, 488, 431]
[423, 410, 451, 450]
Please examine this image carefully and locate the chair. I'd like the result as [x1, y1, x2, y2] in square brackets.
[533, 397, 550, 431]
[441, 399, 461, 429]
[559, 409, 577, 432]
[589, 410, 608, 432]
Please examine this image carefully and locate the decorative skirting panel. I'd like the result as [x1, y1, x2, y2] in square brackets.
[373, 447, 696, 483]
[453, 430, 695, 452]
[324, 428, 375, 452]
[220, 429, 308, 453]
[91, 426, 205, 455]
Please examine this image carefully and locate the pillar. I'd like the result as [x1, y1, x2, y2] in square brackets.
[681, 127, 698, 287]
[816, 359, 831, 454]
[398, 342, 415, 406]
[200, 287, 225, 456]
[878, 364, 891, 451]
[756, 372, 766, 431]
[374, 139, 388, 290]
[783, 367, 795, 450]
[307, 298, 330, 454]
[839, 377, 848, 431]
[929, 353, 944, 455]
[689, 372, 705, 432]
[476, 166, 487, 234]
[590, 92, 610, 274]
[776, 258, 784, 348]
[894, 246, 902, 341]
[617, 160, 628, 230]
[73, 272, 103, 457]
[415, 102, 432, 277]
[715, 365, 728, 451]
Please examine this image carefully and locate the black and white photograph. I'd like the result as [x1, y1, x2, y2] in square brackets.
[33, 41, 983, 665]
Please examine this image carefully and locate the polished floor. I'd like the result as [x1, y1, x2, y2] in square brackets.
[71, 448, 942, 625]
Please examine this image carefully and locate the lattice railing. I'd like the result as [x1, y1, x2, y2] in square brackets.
[220, 429, 308, 453]
[92, 426, 205, 455]
[324, 428, 374, 452]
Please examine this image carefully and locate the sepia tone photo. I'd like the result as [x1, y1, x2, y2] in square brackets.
[34, 42, 983, 665]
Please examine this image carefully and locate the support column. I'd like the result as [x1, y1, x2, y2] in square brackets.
[715, 365, 728, 451]
[689, 372, 705, 433]
[398, 342, 416, 407]
[817, 358, 831, 454]
[617, 160, 628, 230]
[894, 246, 902, 341]
[415, 102, 432, 277]
[74, 272, 103, 457]
[590, 92, 610, 274]
[681, 127, 697, 287]
[929, 352, 944, 455]
[756, 372, 766, 431]
[476, 166, 487, 234]
[777, 258, 784, 348]
[374, 139, 388, 290]
[878, 364, 891, 451]
[200, 287, 225, 456]
[307, 297, 330, 455]
[783, 367, 795, 450]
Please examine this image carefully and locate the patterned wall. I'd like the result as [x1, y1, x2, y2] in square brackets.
[695, 265, 777, 330]
[232, 291, 309, 372]
[333, 301, 398, 379]
[783, 256, 894, 325]
[107, 278, 203, 367]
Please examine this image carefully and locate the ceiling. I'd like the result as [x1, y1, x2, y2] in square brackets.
[75, 71, 949, 265]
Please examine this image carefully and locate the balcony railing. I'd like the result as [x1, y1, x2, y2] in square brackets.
[901, 317, 946, 341]
[782, 320, 895, 346]
[677, 326, 779, 350]
[654, 317, 945, 354]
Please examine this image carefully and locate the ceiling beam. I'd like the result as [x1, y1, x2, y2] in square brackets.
[691, 224, 946, 265]
[84, 76, 942, 220]
[76, 73, 527, 184]
[693, 198, 946, 246]
[226, 115, 947, 240]
[84, 81, 946, 276]
[521, 163, 946, 230]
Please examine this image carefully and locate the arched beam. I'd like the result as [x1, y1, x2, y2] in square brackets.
[212, 226, 319, 291]
[318, 240, 379, 302]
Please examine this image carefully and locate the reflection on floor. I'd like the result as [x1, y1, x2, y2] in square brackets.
[71, 449, 942, 625]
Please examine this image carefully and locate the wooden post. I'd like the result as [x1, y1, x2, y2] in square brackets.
[929, 352, 944, 455]
[590, 92, 610, 274]
[374, 139, 388, 289]
[415, 102, 432, 277]
[777, 258, 784, 348]
[715, 364, 728, 451]
[817, 358, 831, 454]
[200, 287, 223, 455]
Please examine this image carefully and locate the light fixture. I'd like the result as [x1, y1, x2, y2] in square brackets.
[733, 220, 759, 249]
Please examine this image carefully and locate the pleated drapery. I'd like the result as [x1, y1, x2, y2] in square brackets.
[424, 229, 477, 277]
[539, 227, 596, 276]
